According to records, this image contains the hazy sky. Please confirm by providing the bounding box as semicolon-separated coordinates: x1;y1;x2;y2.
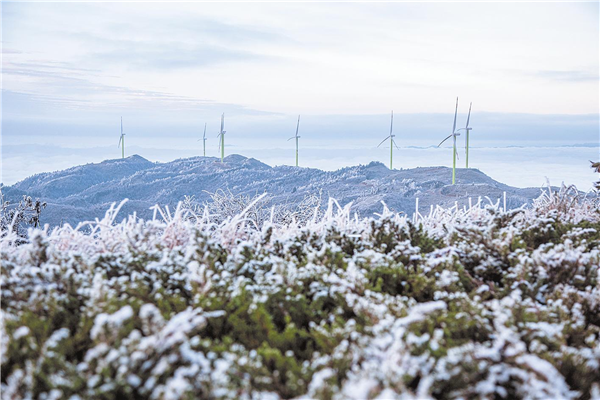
3;2;598;114
1;1;599;185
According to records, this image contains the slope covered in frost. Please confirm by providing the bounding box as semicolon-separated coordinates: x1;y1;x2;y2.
3;154;551;228
1;186;599;399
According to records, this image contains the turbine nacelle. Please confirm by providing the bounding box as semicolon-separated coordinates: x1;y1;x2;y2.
437;131;460;148
378;135;400;150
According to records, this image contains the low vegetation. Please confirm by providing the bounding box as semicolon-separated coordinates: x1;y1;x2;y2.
1;184;599;399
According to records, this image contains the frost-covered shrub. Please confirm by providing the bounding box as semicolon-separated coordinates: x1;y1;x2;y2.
1;191;599;399
182;189;324;229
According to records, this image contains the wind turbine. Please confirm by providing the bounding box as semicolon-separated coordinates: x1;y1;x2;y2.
118;117;125;159
438;97;460;184
377;111;399;169
288;115;301;167
461;103;473;168
198;123;207;156
217;113;226;162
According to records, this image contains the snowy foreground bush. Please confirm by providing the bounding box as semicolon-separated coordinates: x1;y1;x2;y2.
2;187;600;399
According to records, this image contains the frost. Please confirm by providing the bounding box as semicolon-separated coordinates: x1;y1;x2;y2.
437;270;459;287
13;326;30;340
1;186;599;399
91;306;134;341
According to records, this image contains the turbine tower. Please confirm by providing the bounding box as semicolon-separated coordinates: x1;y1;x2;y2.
198;123;207;157
377;111;398;170
288;115;301;167
438;98;460;185
217;113;226;162
118;117;125;159
464;103;473;168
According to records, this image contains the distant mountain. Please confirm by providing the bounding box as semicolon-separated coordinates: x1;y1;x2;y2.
9;155;155;199
2;154;547;227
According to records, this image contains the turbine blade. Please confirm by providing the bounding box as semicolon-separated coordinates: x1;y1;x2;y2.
377;136;391;148
118;136;122;147
203;122;207;138
438;134;453;147
390;110;394;136
287;136;296;141
453;135;460;160
392;139;400;150
296;115;300;137
452;97;458;134
221;113;224;132
465;102;472;128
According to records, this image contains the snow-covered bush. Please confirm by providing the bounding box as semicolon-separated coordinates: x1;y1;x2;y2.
182;189;324;229
1;188;599;399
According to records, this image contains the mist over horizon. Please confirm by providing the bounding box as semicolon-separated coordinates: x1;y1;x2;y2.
2;143;598;192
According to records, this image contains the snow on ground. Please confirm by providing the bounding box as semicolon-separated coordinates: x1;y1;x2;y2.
3;144;597;190
4;151;592;230
1;187;600;399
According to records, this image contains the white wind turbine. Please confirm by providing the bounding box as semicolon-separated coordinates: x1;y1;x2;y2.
287;115;301;167
438;97;460;184
377;111;399;169
217;113;226;162
118;117;125;159
198;123;207;157
458;102;473;168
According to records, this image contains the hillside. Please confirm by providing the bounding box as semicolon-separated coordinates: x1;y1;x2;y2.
3;154;548;227
1;184;599;399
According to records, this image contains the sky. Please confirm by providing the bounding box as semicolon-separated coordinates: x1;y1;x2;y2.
1;1;599;187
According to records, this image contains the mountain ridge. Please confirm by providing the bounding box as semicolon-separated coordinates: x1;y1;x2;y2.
3;154;547;227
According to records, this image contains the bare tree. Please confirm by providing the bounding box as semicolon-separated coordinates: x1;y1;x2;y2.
0;188;47;242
